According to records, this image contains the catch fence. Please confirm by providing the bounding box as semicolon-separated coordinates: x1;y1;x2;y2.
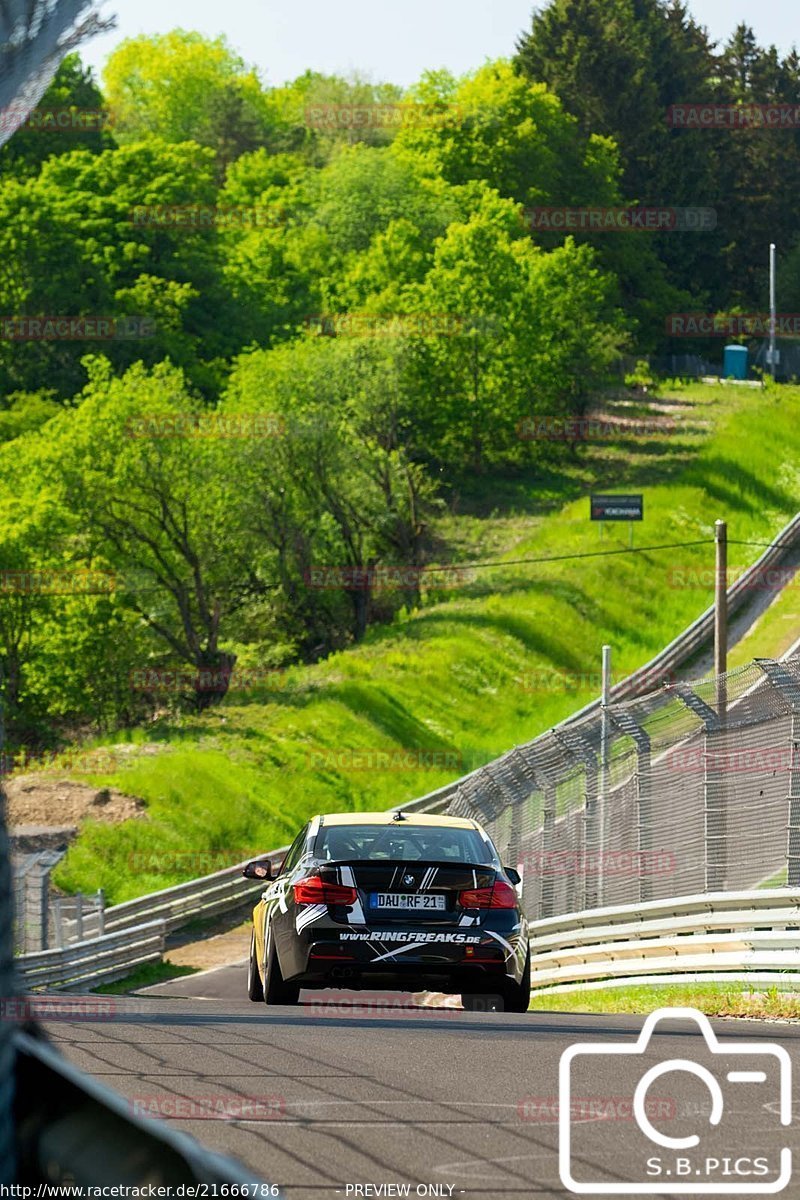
435;655;800;922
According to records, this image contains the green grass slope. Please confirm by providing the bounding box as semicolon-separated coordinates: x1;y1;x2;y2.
43;380;800;903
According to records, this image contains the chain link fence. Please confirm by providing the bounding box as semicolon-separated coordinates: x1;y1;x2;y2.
611;353;720;380
438;654;800;922
11;850;65;954
10;847;106;953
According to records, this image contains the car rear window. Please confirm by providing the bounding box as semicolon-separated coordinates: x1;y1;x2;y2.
314;823;496;864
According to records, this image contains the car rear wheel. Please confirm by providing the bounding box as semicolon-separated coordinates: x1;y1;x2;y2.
501;946;531;1013
263;928;300;1006
247;930;264;1002
462;947;531;1013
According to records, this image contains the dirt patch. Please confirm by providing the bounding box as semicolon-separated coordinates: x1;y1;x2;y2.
5;775;145;830
9;826;77;856
165;921;252;971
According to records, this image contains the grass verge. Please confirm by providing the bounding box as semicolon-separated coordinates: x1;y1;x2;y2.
727;564;800;669
529;982;800;1019
93;960;198;994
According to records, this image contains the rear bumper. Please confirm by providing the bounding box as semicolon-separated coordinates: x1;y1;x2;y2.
287;923;528;990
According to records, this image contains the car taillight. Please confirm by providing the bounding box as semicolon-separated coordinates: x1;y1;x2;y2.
458;880;518;909
293;876;358;906
464;944;505;963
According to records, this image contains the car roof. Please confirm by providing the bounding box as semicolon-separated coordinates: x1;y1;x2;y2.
315;811;478;830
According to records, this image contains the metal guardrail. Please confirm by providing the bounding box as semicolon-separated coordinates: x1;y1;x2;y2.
16;920;166;991
14;847;288;990
527;888;800;994
52;890;105;946
99;848;287;937
14;848;288;990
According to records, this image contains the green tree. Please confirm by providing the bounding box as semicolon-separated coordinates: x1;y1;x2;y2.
312;143;460;259
0;440;148;742
515;0;726;307
406;195;627;469
0;139;243;398
264;71;405;163
392;59;677;342
217;150;326;347
0;392;60;443
714;26;800;306
103;31;272;172
37;358;253;708
224;338;438;645
395;61;619;209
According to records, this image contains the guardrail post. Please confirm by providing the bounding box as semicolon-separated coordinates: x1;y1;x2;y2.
53;897;64;949
611;710;653;902
509;802;522;873
754;658;800;887
540;782;557;919
75;892;84;942
482;762;519;865
97;888;106;936
553;727;599;910
12;857;36;953
501;748;544;905
35;862;50;951
675;685;723;891
599;646;612;899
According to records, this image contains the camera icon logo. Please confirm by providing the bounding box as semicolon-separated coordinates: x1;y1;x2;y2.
559;1006;792;1194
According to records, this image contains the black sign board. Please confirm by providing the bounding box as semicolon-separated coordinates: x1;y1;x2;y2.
591;494;643;521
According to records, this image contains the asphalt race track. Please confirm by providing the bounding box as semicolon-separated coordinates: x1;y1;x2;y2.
43;964;800;1200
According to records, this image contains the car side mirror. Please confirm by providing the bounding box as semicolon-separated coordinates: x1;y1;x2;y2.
504;866;521;886
243;860;273;880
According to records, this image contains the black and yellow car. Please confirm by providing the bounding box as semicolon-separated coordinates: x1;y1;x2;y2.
243;810;530;1011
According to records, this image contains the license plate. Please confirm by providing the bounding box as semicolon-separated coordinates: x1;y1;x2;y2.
370;893;446;910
